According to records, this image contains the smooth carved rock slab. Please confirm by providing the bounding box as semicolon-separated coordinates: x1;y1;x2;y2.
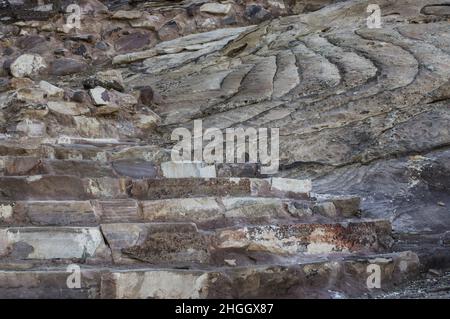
160;161;216;178
100;251;419;299
0;227;110;262
0;176;128;200
5;200;97;226
47;101;90;116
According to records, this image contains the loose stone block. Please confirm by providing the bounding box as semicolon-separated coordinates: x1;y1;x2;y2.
312;202;337;218
0;202;14;222
112;160;161;178
160;161;217;178
84;177;127;199
10;54;46;78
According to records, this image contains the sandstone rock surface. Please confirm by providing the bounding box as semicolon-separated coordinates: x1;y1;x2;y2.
0;0;448;299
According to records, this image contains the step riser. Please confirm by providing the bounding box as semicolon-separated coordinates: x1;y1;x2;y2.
0;177;311;201
0;156;265;179
0;270;103;299
101;221;392;265
0;227;110;262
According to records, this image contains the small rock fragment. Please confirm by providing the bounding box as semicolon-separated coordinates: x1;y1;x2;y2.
10;54;46;78
244;4;272;23
39;81;64;98
331;196;361;217
16;120;46;137
89;87;110;106
224;259;237;266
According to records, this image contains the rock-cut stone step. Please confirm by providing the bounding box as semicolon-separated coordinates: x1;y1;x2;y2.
0;251;419;299
216;220;392;255
100;251;419;299
0;157;265;179
101;252;419;298
130;177;312;200
0;196;361;227
0;227;110;263
0;176;312;200
0;267;104;299
100;220;392;266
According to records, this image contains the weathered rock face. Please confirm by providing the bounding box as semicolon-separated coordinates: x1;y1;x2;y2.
0;0;448;299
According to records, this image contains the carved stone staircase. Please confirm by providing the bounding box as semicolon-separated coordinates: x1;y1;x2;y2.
0;137;419;298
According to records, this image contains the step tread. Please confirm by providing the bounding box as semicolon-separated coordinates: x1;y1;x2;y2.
0;176;312;200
